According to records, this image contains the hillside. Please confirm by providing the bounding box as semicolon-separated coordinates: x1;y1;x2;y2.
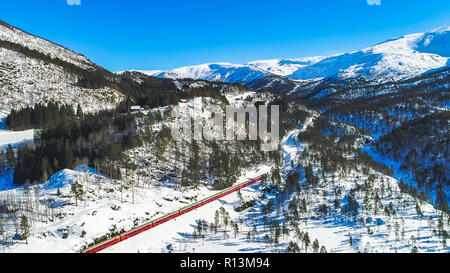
0;20;123;118
0;21;448;254
1;92;448;253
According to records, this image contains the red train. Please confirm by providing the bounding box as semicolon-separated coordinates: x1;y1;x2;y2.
82;176;262;253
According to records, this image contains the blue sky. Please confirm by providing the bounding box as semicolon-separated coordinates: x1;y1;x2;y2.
1;0;449;71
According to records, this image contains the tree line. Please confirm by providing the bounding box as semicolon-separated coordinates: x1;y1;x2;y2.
6;102;81;131
12;108;140;185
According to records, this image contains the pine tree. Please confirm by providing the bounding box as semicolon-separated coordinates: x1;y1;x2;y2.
143;124;153;144
6;144;14;165
233;222;239;238
313;239;320;253
71;182;84;206
76;104;84;118
287;241;300;253
20;215;30;244
303;232;310;252
40;157;51;182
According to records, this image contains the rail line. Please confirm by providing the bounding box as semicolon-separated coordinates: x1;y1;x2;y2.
82;175;264;253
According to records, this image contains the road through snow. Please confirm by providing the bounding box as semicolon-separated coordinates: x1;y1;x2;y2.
280;116;315;177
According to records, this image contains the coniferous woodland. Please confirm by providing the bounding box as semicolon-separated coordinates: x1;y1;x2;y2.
376;111;449;212
0;20;448;252
6;102;79;131
115;71;230;109
1;73;448;251
145;95;308;191
291;68;450;214
4;77;275;190
12;108;139;185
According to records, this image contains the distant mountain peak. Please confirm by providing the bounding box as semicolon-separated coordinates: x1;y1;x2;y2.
136;26;450;91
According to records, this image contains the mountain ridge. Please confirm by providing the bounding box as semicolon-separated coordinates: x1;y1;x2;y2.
136;26;450;93
0;20;123;118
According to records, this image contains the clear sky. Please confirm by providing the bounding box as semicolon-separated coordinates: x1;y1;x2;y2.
1;0;449;71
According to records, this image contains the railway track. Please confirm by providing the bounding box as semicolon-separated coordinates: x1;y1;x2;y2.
82;175;264;253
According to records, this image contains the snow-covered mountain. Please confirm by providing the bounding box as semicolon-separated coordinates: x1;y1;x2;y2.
0;20;448;254
0;21;96;70
273;26;449;82
146;63;268;84
136;62;301;94
0;20;123;118
142;27;450;90
138;63;292;90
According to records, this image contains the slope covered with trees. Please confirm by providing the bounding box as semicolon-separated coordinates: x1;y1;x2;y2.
376;111;449;212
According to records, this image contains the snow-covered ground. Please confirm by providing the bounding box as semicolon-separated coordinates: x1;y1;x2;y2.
0;112;448;253
0;20;94;70
101;166;271;253
0;163;271;253
100;116;317;253
0;45;123;117
103;131;449;253
101;113;449;254
0;22;124;119
280;116;315;178
361;143;449;210
0;128;34;151
0;119;34;190
0;87;447;253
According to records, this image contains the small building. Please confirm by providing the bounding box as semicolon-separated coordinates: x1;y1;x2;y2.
130;105;141;114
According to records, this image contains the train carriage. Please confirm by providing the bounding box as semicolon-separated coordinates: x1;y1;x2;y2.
82;175;263;253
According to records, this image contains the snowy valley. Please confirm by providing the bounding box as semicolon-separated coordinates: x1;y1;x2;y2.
0;20;448;254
